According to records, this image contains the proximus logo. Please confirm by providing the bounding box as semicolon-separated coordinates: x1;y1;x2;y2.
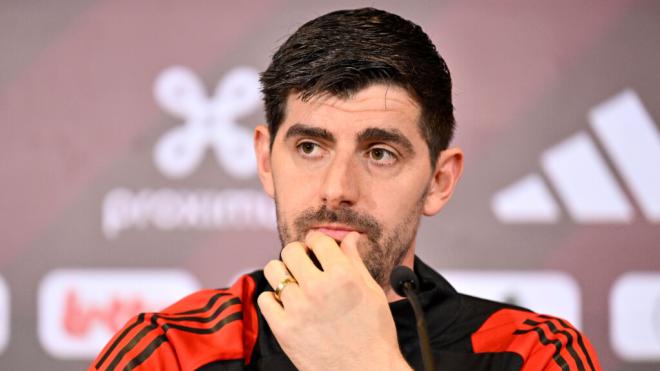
153;66;261;179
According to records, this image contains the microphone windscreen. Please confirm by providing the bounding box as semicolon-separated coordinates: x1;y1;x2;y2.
390;265;419;297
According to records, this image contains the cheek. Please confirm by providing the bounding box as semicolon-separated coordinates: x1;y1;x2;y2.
273;173;319;221
372;179;427;223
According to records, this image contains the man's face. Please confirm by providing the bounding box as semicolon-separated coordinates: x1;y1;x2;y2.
259;84;436;287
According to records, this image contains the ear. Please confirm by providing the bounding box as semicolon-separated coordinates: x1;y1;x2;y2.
423;147;464;216
254;125;274;198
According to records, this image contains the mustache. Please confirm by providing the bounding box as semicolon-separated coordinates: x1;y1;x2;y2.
293;205;382;242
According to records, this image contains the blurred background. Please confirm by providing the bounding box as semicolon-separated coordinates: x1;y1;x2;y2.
1;0;659;369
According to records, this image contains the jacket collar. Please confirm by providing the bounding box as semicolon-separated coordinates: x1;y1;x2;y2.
390;256;462;350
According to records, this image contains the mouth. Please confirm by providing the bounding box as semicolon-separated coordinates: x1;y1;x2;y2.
309;225;360;243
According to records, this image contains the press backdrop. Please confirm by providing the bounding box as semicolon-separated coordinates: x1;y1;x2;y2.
1;1;659;370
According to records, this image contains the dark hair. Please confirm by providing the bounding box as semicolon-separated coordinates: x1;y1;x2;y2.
260;7;455;162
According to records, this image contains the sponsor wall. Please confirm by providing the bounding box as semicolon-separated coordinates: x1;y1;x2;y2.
0;1;658;370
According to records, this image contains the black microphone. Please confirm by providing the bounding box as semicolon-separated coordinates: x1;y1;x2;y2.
390;266;435;371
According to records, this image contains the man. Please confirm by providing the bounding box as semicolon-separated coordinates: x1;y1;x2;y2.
91;8;600;371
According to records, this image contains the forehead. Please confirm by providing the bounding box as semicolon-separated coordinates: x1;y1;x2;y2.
280;84;423;138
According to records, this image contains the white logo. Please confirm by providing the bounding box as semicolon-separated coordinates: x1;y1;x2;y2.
492;89;660;223
37;269;200;359
610;272;660;361
101;66;276;238
154;66;261;179
443;270;582;329
102;187;276;238
0;275;9;355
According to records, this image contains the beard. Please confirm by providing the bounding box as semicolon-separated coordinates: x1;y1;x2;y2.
275;193;425;287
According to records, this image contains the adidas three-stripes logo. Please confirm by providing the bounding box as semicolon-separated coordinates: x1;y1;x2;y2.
492;89;660;223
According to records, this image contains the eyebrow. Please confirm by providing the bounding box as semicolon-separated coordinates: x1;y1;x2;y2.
357;127;415;155
284;123;335;143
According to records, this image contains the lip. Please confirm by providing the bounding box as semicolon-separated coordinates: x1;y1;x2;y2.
309;225;360;243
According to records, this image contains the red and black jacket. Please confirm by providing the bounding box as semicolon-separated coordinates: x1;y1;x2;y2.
91;258;600;370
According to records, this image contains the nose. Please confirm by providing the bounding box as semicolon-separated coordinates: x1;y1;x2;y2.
320;153;360;209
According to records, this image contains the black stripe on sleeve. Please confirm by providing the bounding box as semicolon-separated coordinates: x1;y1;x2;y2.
97;293;229;369
161;311;243;334
171;292;231;316
107;297;242;370
524;319;585;371
159;297;241;323
95;313;146;370
542;315;596;371
513;326;569;371
107;315;160;371
123;335;168;371
121;311;244;370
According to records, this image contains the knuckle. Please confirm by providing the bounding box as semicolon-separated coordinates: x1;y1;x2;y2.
256;292;269;306
264;259;279;271
281;242;304;261
263;259;282;277
280;245;292;261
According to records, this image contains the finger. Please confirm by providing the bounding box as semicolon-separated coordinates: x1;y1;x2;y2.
340;231;373;281
263;259;304;305
304;231;347;269
339;231;361;261
263;259;290;289
257;291;286;331
280;241;322;284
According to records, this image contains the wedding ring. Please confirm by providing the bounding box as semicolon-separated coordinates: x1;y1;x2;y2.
274;276;297;302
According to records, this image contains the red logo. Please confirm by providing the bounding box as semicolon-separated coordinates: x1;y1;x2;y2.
38;269;199;359
62;289;148;337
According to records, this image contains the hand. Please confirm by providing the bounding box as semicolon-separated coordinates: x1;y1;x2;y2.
257;231;411;371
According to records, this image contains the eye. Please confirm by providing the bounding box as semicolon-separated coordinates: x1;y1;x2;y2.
297;141;323;158
367;147;398;165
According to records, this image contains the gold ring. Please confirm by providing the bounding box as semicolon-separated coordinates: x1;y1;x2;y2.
274;276;297;302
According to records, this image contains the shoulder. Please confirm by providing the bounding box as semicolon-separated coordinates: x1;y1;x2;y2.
470;304;601;371
90;271;266;371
